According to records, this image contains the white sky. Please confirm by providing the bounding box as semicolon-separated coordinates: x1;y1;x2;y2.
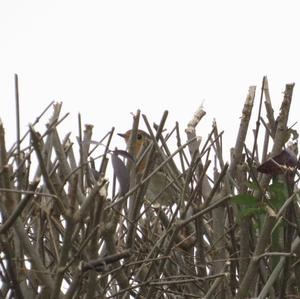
0;1;299;154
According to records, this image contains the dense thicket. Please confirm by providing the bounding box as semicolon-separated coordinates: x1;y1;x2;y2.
1;77;300;298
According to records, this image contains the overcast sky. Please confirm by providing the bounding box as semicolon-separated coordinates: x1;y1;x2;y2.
1;1;299;154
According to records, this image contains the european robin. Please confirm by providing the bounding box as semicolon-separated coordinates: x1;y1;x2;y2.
118;129;176;206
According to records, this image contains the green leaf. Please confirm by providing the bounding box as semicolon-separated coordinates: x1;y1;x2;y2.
268;181;288;209
231;193;266;220
291;129;299;140
231;194;258;207
239;206;265;219
245;181;260;191
283;128;299;143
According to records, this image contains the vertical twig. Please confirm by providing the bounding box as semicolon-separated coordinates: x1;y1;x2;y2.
78;113;84;190
14;74;21;169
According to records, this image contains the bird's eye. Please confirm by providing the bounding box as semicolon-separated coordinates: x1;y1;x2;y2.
137;133;142;140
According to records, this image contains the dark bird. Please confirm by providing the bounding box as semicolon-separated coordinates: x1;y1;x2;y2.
257;148;299;175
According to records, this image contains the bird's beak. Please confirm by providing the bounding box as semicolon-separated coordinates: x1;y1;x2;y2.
117;133;126;138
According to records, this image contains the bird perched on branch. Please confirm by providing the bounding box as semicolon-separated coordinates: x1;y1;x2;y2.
118;129;176;206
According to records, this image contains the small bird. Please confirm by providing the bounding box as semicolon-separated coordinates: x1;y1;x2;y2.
257;148;299;175
118;129;176;206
